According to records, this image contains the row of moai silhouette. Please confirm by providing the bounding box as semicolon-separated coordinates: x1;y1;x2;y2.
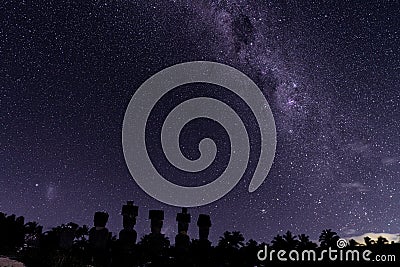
88;201;213;266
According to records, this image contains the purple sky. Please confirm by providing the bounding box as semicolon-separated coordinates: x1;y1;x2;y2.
1;0;399;243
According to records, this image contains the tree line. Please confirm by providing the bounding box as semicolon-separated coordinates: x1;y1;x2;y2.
0;203;399;266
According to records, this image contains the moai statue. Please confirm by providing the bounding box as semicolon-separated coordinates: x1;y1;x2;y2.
175;208;191;250
89;211;111;267
175;208;191;266
197;214;211;243
119;201;138;246
149;210;164;235
145;210;170;265
193;214;213;266
116;201;139;266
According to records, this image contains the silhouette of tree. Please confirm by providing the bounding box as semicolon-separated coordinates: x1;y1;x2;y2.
0;214;25;254
216;231;245;267
297;234;317;250
245;239;258;248
364;236;375;247
73;224;89;254
2;207;400;266
283;231;298;250
75;225;89;242
319;229;340;248
137;233;170;265
217;231;245;250
376;236;389;246
348;239;360;248
24;221;42;248
240;239;260;267
271;231;299;250
24;222;90;267
271;234;286;250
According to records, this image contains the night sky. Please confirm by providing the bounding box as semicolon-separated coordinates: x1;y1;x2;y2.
1;0;399;243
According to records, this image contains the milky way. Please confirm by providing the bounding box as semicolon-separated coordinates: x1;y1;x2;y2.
1;0;399;243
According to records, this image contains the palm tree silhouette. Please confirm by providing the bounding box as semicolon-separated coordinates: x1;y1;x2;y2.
297;234;317;250
3;206;400;266
217;231;245;250
319;229;340;248
216;231;245;267
271;231;299;250
137;233;170;265
271;234;286;250
240;239;260;267
282;231;298;250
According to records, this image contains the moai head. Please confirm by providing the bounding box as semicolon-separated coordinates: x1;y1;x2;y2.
94;212;109;228
149;210;164;234
121;201;138;231
197;214;211;241
176;208;191;234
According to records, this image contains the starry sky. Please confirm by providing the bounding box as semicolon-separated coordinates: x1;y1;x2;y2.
1;0;399;243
